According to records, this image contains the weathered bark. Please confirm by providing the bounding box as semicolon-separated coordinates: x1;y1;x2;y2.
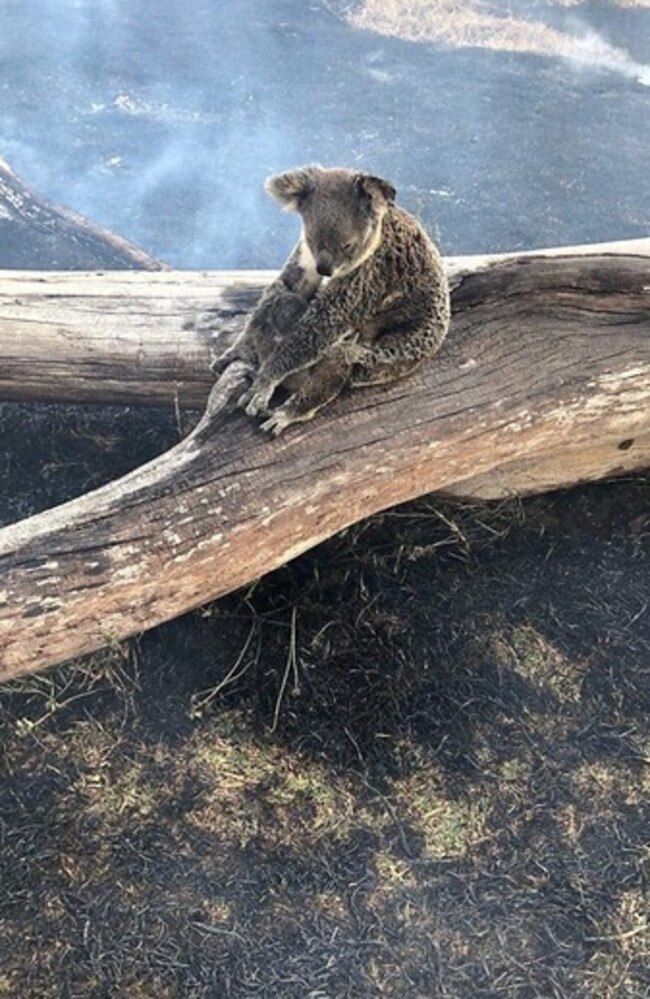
0;270;229;407
1;242;649;679
1;239;648;409
0;157;165;271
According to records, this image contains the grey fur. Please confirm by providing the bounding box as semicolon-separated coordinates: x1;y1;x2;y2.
210;165;450;434
208;241;321;417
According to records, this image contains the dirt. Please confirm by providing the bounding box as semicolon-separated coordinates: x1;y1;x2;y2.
1;400;648;997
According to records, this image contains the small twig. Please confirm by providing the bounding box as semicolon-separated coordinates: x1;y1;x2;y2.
271;606;298;733
173;389;184;439
191;621;257;712
584;922;648;944
191;921;246;943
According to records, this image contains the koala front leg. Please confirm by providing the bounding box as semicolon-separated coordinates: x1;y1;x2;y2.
240;279;366;417
211;284;302;376
260;346;352;436
210;332;257;377
211;241;321;376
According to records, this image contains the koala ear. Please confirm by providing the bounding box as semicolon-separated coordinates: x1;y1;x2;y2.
264;167;319;211
355;173;396;205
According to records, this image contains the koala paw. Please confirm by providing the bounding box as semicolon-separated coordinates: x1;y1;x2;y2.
259;409;292;437
238;383;273;418
342;342;375;367
210;350;237;376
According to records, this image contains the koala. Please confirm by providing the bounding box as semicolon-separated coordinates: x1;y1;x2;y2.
209;165;450;435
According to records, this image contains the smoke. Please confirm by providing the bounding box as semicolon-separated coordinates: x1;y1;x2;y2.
1;0;648;266
562;27;650;85
0;0;308;268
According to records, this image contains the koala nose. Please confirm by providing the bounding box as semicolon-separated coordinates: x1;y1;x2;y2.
316;250;333;276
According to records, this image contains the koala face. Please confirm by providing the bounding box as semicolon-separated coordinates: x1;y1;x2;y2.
266;166;396;278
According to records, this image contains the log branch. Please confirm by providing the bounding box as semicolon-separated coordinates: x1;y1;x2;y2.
1;241;649;678
0;157;165;271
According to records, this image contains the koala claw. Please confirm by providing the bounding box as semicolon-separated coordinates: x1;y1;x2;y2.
239;385;273;418
260;410;291;437
237;387;253;410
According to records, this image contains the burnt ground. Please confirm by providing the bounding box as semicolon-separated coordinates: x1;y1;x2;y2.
0;401;648;998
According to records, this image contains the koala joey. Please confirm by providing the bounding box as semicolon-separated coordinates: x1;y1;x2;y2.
210;165;450;436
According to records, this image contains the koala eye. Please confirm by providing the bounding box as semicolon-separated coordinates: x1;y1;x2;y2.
342;240;355;253
296;185;314;207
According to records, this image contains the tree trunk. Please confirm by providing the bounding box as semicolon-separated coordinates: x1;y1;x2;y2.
0;239;648;409
1;241;649;679
0;158;165;272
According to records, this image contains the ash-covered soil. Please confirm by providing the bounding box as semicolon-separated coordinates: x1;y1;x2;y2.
1;401;648;998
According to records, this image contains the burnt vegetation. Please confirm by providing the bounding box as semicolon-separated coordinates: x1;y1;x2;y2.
1;400;648;998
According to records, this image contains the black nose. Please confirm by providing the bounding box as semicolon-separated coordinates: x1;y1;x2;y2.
316;251;333;276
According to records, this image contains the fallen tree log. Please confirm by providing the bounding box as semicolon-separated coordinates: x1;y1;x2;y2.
1;239;648;409
1;241;649;679
0;157;165;271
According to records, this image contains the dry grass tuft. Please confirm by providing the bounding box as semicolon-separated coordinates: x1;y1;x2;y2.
391;766;488;857
334;0;650;81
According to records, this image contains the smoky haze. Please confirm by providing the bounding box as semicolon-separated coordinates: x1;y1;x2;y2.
1;0;649;267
